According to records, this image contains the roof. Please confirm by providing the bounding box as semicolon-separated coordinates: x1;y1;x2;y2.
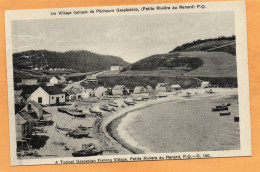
15;113;27;125
41;86;65;95
171;84;181;88
201;81;210;84
66;87;83;95
18;111;36;122
134;86;145;90
113;85;126;90
157;83;170;87
21;86;38;97
30;100;42;110
14;90;23;96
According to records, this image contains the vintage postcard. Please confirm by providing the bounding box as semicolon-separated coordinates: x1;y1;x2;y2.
5;0;251;166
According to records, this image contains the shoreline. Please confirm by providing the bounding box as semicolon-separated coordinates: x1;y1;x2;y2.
101;88;239;154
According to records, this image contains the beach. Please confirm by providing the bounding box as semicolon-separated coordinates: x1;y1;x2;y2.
22;88;239;158
104;88;239;154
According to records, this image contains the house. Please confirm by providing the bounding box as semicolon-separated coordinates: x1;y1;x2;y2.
155;83;171;92
110;66;123;71
16;111;35;140
171;84;182;91
82;89;95;98
22;79;38;86
95;86;107;98
66;87;83;100
31;86;65;105
201;81;211;88
86;75;98;84
112;85;129;95
145;85;153;92
49;76;66;85
34;67;39;71
22;100;43;120
134;86;147;94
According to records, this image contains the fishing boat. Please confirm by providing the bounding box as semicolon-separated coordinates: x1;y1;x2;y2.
158;93;167;98
57;107;86;118
99;105;112;112
124;100;135;106
222;103;231;106
141;95;149;100
108;101;118;108
72;143;103;157
181;92;191;97
216;105;228;108
55;125;73;135
212;106;228;112
66;129;89;138
133;96;143;101
89;108;102;115
219;111;231;116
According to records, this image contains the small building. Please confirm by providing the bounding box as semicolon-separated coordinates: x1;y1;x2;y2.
82;89;95;98
171;84;182;91
22;101;43;120
155;83;171;92
31;86;65;105
110;66;122;71
201;81;211;88
49;68;53;71
20;86;39;101
145;85;153;92
22;79;38;86
49;76;66;85
95;86;107;98
134;86;147;94
34;67;39;71
16;112;35;140
112;85;128;95
86;75;98;84
66;87;83;100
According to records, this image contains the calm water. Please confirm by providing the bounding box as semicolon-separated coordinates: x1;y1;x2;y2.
117;95;240;153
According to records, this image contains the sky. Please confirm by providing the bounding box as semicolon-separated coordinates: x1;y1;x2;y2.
11;11;235;63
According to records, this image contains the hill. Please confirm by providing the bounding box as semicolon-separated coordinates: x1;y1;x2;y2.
98;36;237;88
13;50;129;72
169;36;236;55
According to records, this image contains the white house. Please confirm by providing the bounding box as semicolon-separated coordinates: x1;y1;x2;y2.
95;86;107;98
201;81;211;88
82;89;95;98
110;66;122;71
155;83;171;92
134;86;146;94
171;84;182;91
31;86;65;105
112;85;128;95
49;76;66;85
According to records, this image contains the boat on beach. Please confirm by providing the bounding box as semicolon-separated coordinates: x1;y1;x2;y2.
108;101;118;108
57;107;86;118
212;106;228;111
72;143;103;157
219;111;231;116
89;108;102;115
133;96;143;101
55;125;73;135
124;100;135;106
99;104;114;112
66;129;89;138
222;103;231;106
205;89;214;94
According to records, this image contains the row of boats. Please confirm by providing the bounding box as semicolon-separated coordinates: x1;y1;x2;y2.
211;103;232;116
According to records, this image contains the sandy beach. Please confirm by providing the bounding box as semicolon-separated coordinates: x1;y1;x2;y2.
21;88;239;158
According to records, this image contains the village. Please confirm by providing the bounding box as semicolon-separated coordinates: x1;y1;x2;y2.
14;64;232;158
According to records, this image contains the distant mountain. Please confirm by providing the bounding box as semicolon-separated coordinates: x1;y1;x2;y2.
13;50;129;72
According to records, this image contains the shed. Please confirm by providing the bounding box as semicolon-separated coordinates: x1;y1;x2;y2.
171;84;182;90
134;86;147;94
145;85;153;92
155;83;171;92
201;81;211;88
95;86;107;98
112;85;128;95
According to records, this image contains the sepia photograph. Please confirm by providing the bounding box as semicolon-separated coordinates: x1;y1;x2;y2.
5;1;251;166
